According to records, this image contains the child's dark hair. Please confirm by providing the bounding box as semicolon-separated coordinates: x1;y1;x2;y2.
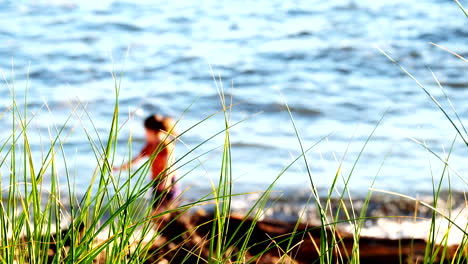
144;114;177;136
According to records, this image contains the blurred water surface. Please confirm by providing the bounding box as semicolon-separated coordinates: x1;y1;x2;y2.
0;0;467;200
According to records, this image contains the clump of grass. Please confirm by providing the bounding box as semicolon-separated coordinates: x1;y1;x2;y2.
0;71;159;263
375;42;468;262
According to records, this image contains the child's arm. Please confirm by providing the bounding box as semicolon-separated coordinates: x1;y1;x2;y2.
113;144;150;171
113;155;142;171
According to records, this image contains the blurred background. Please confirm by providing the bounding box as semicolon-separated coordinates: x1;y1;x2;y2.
0;0;466;213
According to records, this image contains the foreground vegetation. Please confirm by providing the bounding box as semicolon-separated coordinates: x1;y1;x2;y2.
0;68;466;264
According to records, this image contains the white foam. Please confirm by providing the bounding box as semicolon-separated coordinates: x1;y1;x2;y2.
342;204;467;245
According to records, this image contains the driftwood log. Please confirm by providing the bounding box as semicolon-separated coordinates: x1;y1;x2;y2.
144;211;462;264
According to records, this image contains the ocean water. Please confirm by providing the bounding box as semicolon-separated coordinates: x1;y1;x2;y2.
0;0;466;228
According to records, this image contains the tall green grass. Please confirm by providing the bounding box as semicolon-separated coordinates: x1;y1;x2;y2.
375;43;468;262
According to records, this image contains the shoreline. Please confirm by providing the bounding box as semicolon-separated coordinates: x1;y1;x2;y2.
44;209;462;263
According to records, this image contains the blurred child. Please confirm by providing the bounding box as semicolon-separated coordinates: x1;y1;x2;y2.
114;114;179;212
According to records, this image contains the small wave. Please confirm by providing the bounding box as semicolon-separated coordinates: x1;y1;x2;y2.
442;81;468;89
172;55;201;64
239;69;258;76
230;141;278;150
418;28;468;43
287;31;313;38
109;22;143;32
28;69;54;80
286;9;316;17
286;104;322;116
314;46;356;60
259;51;310;62
0;30;14;38
167;16;193;24
338;102;366;111
79;21;142;32
240;102;322;117
79;36;99;44
32;1;77;10
140;102;163;113
142;64;168;74
335;67;352;74
334;2;360;11
237;68;277;77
